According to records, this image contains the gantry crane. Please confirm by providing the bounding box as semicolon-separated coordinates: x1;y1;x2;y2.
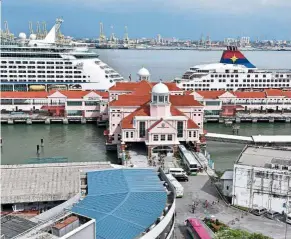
29;21;34;35
99;22;106;43
124;26;129;44
3;21;14;41
36;21;42;39
42;21;47;38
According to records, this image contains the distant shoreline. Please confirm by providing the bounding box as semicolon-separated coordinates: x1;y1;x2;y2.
93;47;291;52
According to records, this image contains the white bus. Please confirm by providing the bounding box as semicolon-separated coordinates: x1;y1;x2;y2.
166;173;184;198
178;145;200;176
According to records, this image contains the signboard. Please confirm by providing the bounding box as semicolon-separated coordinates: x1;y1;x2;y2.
87;97;100;101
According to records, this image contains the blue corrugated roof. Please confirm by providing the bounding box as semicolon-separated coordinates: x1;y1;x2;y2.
72;168;167;239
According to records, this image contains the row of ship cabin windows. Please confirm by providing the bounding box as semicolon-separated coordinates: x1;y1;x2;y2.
1;61;73;65
183;78;289;87
182;83;289;91
1;77;87;81
1;70;82;74
1;65;76;69
1;79;87;83
209;74;288;78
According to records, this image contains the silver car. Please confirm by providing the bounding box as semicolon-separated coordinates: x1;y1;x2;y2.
251;207;267;216
265;210;280;220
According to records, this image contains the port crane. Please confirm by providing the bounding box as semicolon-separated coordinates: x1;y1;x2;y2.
99;22;106;43
2;21;14;41
29;21;34;35
123;26;129;44
42;21;47;38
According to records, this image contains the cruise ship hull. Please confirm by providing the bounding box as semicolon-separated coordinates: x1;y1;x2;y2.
0;19;125;92
175;47;291;91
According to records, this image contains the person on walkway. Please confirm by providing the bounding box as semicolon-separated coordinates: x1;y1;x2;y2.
192;205;195;213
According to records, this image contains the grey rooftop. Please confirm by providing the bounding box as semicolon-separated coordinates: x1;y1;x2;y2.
1;162;112;204
236;146;291;168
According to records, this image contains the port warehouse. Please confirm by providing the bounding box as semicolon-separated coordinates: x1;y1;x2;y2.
1;88;291;124
221;146;291;214
1;166;176;239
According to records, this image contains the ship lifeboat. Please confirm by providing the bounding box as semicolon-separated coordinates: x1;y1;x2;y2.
29;85;46;91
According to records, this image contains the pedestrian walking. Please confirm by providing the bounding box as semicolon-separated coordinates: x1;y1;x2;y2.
192;205;195;213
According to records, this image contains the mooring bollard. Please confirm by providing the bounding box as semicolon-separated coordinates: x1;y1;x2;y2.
41;139;44;147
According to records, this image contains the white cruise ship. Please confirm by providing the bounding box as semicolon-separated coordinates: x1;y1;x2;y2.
174;46;291;91
0;19;125;92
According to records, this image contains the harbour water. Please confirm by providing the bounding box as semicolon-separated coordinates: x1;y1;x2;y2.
1;50;291;170
97;49;291;81
2;123;291;170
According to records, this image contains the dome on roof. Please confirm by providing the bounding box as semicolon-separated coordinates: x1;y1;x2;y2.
137;67;150;77
19;32;27;39
152;82;169;94
29;34;37;40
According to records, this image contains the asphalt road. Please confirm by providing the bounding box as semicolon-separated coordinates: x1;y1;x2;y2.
174;175;291;239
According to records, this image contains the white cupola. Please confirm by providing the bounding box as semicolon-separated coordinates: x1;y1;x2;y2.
137;67;150;81
150;81;170;117
151;82;169;104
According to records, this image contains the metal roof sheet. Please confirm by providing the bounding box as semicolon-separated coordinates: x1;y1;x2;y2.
72;168;167;239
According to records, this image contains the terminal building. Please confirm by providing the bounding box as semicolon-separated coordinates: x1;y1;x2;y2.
105;68;205;156
232;146;291;213
0;90;109;122
187;89;291;118
1;167;176;239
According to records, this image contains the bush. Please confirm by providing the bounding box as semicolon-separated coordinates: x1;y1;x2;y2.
215;229;272;239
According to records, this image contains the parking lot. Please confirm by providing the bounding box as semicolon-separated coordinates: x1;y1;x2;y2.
174;175;291;239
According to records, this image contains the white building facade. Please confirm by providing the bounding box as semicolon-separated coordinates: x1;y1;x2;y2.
232;146;291;213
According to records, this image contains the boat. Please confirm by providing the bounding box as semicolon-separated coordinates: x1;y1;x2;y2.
96;43;129;49
0;18;126;92
174;46;291;91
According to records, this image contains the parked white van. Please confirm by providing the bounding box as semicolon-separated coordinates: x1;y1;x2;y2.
168;168;189;182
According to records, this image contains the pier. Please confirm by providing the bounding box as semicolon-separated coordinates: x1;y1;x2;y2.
205;133;291;146
0;114;107;126
204;113;291;123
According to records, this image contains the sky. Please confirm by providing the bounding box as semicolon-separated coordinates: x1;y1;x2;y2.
1;0;291;40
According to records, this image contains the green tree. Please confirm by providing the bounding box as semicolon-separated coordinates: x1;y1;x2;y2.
215;229;272;239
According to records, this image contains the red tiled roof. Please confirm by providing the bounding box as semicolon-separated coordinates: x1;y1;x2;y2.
170;95;203;107
109;95;150;107
50;90;109;99
233;91;266;99
109;82;140;91
109;80;181;93
265;89;284;97
196;90;226;99
0;90;108;99
152;82;181;91
121;104;150;129
0;91;48;98
282;91;291;98
131;80;153;96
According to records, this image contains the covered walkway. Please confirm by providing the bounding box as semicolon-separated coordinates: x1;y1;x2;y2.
205;133;291;146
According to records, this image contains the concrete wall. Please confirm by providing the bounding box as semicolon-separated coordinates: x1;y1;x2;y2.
61;219;95;239
222;180;233;197
232;165;291;213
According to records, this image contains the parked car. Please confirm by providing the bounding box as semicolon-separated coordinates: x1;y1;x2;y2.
265;210;280;220
251;207;267;216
